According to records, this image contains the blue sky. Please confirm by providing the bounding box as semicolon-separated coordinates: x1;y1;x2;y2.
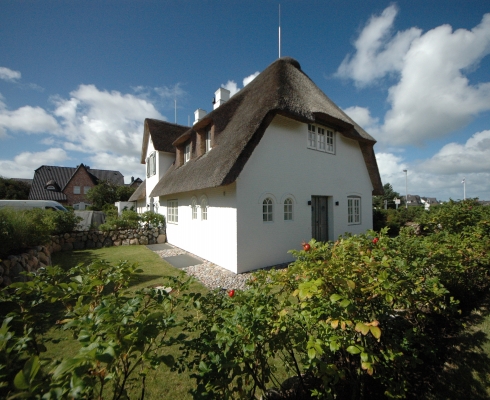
1;0;489;201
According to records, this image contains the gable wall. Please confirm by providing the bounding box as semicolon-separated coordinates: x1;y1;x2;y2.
63;168;95;205
235;115;373;272
159;183;238;272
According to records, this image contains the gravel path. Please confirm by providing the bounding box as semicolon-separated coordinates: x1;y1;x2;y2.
154;246;289;290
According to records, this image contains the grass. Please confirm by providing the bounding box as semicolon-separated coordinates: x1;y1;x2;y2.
46;245;209;399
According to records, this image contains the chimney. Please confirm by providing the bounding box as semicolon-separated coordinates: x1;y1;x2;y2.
194;109;207;125
131;176;134;183
213;87;230;110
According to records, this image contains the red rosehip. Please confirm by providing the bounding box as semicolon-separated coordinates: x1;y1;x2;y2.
228;289;235;297
372;237;379;244
303;243;311;251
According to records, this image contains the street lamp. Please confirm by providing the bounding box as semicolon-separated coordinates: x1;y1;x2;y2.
403;169;408;209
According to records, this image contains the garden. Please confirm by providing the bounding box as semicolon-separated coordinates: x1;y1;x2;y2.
1;199;490;399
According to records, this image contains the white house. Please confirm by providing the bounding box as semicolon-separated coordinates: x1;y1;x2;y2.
131;57;383;273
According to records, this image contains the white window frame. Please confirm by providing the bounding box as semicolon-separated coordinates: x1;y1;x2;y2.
167;199;178;224
348;196;361;225
184;143;191;163
83;186;90;194
263;198;273;222
307;123;335;154
201;197;208;220
191;197;197;220
205;130;211;153
73;186;80;194
284;198;293;221
147;152;156;178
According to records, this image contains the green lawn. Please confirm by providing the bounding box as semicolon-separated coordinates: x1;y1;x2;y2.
48;245;208;399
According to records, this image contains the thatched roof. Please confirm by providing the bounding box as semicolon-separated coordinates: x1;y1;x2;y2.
128;179;146;201
140;119;189;163
150;57;383;197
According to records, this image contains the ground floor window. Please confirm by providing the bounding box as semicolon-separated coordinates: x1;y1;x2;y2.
167;199;178;224
191;198;197;220
201;197;208;220
263;198;273;222
284;198;293;220
348;197;361;224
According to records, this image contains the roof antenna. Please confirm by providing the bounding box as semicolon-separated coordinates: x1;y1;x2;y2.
278;4;281;58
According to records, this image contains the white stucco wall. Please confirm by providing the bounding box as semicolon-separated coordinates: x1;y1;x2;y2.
145;138;175;214
159;183;239;273
235;115;374;272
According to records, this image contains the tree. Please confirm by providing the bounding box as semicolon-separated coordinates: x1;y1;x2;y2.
86;180;135;210
373;182;402;209
0;177;30;200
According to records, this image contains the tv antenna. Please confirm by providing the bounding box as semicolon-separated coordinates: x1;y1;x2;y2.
278;4;281;58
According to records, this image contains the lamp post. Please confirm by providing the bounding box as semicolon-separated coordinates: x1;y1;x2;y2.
403;169;408;209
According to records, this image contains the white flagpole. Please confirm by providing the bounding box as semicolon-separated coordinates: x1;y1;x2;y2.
278;4;281;58
462;178;466;200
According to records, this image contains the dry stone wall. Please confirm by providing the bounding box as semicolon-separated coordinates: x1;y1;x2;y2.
0;226;166;288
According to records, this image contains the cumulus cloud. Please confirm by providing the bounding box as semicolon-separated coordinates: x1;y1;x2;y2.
243;72;260;86
221;71;261;97
0;67;21;82
419;130;490;174
52;84;164;157
0;148;69;178
89;152;142;182
343;106;379;132
338;7;490;147
0;104;59;138
336;5;421;86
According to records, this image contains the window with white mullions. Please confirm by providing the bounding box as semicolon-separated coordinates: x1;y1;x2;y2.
167;199;178;224
184;143;191;163
284;198;293;221
263;198;273;222
205;130;211;153
307;124;316;149
201;197;208;220
307;123;335;154
317;127;326;151
348;197;361;225
326;130;334;153
191;198;197;220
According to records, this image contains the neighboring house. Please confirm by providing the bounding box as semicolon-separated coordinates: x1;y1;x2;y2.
420;197;439;210
136;57;383;273
402;195;424;207
29;164;124;206
128;177;143;188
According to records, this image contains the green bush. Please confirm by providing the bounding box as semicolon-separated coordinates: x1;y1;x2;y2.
99;209;140;231
373;207;425;235
141;211;166;228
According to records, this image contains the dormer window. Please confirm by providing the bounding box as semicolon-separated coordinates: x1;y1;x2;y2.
308;123;335;154
184;143;191;163
205;129;211;153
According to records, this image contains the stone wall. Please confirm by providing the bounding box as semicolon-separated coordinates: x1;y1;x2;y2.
0;226;166;288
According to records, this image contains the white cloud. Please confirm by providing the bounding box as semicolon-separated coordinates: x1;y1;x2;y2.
222;80;240;96
336;5;421;86
243;72;260;86
419;130;490;174
343;106;379;132
53;84;164;157
0;148;69;178
0;67;21;82
89;152;142;182
338;7;490;147
0;105;59;137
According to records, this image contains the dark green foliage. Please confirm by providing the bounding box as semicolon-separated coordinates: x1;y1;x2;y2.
141;211;166;229
373;183;402;210
373;206;425;235
0;208;82;257
0;177;30;200
116;185;136;201
99;210;140;231
86;180;135;210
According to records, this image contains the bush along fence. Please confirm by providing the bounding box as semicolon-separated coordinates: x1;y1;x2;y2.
0;226;166;288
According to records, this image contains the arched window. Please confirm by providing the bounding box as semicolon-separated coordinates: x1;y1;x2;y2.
263;198;273;222
201;197;208;220
191;197;197;220
284;198;293;220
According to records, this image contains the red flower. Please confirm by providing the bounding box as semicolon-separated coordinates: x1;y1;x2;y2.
228;289;235;298
372;237;379;244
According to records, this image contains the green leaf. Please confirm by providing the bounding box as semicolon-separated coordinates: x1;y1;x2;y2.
346;280;356;289
355;322;370;335
370;326;382;339
330;294;342;303
161;355;175;367
340;299;351;308
96;346;116;363
13;370;28;390
347;345;361;355
308;347;316;359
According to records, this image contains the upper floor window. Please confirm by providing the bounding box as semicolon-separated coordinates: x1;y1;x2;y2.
83;186;90;194
201;197;208;220
284;198;293;221
146;152;156;178
263;198;273;222
348;196;361;225
167;199;178;224
73;186;80;194
205;130;211;153
184;143;191;163
308;123;335;154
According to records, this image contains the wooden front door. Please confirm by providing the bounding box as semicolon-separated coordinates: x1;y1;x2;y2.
311;196;328;242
